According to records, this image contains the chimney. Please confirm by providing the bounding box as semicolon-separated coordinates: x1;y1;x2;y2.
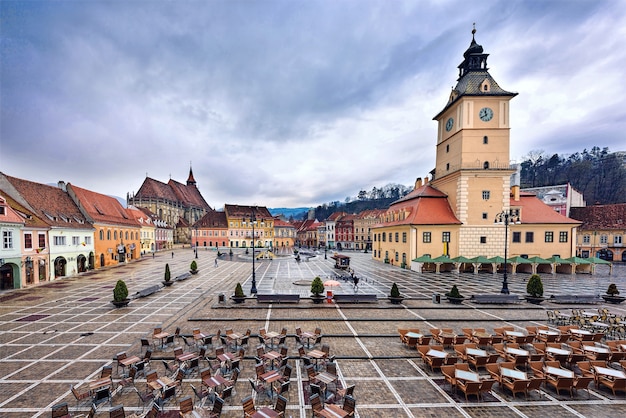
423;176;429;185
414;178;422;189
57;181;66;192
512;185;520;201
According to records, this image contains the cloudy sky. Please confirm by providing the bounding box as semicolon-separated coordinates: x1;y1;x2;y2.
1;0;625;209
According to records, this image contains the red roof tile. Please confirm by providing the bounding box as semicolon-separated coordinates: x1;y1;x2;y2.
378;185;461;226
0;174;91;229
68;183;139;227
569;203;626;229
514;194;581;225
196;211;228;228
224;204;272;220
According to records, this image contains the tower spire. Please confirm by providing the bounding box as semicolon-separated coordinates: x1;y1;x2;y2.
187;163;197;186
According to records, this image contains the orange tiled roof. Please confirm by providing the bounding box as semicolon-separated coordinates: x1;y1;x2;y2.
326;212;347;221
0;174;91;229
514;193;580;225
133;177;211;210
569;203;626;229
1;191;49;228
68;183;139;227
0;193;26;224
273;218;295;228
379;184;461;226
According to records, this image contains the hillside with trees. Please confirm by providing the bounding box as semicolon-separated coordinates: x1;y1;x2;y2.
313;183;411;220
520;147;625;205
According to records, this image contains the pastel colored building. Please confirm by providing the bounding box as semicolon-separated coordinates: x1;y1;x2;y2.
224;205;273;248
372;29;581;269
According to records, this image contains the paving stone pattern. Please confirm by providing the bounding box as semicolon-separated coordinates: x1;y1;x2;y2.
0;249;624;417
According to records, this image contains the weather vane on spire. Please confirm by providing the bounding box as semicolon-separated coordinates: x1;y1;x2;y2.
472;22;476;36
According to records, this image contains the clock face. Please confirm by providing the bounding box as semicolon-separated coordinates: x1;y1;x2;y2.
479;107;493;122
445;117;454;132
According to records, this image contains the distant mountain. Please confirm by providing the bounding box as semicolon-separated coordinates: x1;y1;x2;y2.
269;207;308;219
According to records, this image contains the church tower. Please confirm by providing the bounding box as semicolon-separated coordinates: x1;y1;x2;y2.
430;27;518;256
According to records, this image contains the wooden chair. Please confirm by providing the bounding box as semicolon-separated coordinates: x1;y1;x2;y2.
342;395;356;416
243;396;256;418
310;393;324;417
190;383;210;407
179;396;193;416
51;402;70;418
485;363;501;386
441;365;456;389
336;384;355;400
546;376;574;397
274;394;288;417
70;385;91;407
425;355;445;372
598;376;626;396
454;335;467;345
526;378;544;399
208;396;224;418
503;378;528;398
109;406;125;418
458;380;481;401
479;379;496;400
573;376;594;398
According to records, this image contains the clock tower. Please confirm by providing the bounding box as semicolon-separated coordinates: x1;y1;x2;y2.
430;27;518;256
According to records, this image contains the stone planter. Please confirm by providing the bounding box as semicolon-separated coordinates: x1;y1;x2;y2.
525;295;545;305
231;296;246;304
162;281;173;287
602;295;626;304
190;270;199;275
111;299;130;308
311;295;325;304
446;296;465;304
388;297;404;305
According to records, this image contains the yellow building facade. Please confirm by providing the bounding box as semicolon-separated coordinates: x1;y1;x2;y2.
372;29;580;267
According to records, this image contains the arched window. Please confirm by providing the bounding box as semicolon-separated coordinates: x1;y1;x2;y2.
483;136;488;144
107;230;111;240
99;230;104;240
483;161;490;169
114;231;118;240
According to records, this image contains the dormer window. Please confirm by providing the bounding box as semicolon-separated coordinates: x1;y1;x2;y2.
481;79;491;92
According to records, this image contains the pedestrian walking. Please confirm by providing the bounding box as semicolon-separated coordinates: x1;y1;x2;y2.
152;252;155;259
171;251;174;258
353;276;359;292
214;258;218;267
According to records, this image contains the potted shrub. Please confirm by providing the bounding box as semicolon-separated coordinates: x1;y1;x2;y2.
231;282;246;303
602;283;626;304
111;279;130;308
190;260;198;274
445;285;464;304
310;276;325;304
389;283;404;305
525;274;545;304
163;263;173;286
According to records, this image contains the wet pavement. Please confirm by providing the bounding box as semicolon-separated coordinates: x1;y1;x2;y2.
0;248;625;417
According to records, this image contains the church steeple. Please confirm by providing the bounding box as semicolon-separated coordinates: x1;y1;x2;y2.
458;24;489;79
187;164;197;187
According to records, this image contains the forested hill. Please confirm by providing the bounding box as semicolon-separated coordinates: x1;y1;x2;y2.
520;147;625;205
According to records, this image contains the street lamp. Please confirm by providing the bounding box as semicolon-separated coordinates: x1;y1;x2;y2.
494;209;520;294
194;225;198;259
244;209;258;294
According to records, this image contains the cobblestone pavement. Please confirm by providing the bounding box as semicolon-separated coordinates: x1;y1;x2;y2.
0;248;625;417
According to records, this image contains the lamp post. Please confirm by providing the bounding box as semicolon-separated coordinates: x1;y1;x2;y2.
194;225;198;259
495;209;520;295
245;209;258;294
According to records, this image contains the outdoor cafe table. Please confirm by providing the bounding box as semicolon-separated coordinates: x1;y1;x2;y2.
308;349;328;370
505;331;525;338
265;331;280;348
544;365;575;379
119;355;141;375
426;349;448;358
405;331;423;339
260;370;283;397
252;407;280;418
546;346;571;363
202;374;228;391
501;367;528;381
262;351;282;370
466;348;488;358
538;329;560;336
455;369;481;383
570;329;593;336
316;371;338;397
153;331;169;349
89;377;112;392
505;347;529;357
148;376;174;392
301;331;316;348
594;366;626;379
177;352;197;364
317;404;349;418
227;332;243;349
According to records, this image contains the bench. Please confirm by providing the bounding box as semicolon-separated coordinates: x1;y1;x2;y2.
470;294;521;304
256;294;300;304
550;295;601;304
132;284;161;299
333;294;378;303
175;272;192;282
